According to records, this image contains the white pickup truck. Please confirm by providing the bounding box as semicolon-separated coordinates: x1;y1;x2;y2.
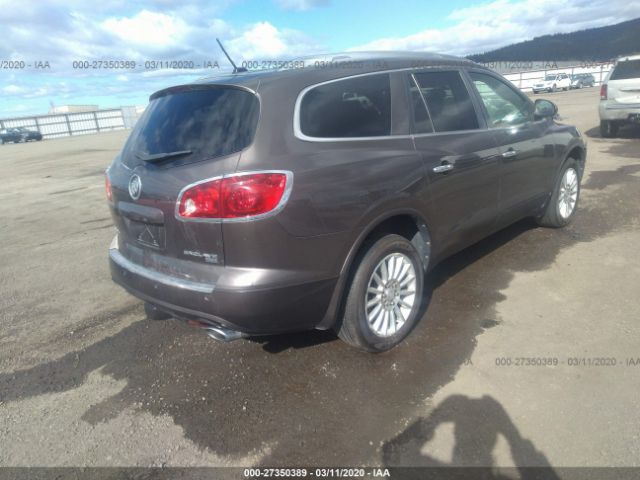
599;55;640;137
532;73;572;94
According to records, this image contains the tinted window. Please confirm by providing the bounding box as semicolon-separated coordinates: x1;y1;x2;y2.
413;71;479;132
300;74;391;138
469;72;533;127
409;76;434;134
610;60;640;80
123;86;259;167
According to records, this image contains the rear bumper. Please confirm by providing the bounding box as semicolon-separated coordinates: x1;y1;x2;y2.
109;236;337;334
599;102;640;121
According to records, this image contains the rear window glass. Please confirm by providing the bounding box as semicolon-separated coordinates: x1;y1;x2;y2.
123;86;259;167
413;71;479;132
299;74;391;138
610;60;640;80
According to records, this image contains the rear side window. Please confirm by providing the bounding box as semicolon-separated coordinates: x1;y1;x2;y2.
299;74;391;138
409;76;434;134
610;60;640;80
412;71;479;132
123;86;259;167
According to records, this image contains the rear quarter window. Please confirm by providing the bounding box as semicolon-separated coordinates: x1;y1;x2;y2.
610;60;640;80
299;74;391;138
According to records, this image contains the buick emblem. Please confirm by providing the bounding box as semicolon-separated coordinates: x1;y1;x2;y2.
128;174;142;200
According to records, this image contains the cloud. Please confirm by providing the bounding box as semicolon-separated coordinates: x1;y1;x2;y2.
2;85;28;95
350;0;640;56
0;1;325;116
101;10;189;48
2;0;638;116
227;21;322;60
273;0;329;11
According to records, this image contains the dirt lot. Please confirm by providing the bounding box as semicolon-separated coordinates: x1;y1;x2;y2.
1;88;639;470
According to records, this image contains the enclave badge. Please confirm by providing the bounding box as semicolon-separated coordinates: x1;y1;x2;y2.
128;174;142;200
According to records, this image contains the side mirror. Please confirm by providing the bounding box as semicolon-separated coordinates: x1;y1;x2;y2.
534;99;558;120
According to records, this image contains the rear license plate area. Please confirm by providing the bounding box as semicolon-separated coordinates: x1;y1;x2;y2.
123;218;165;250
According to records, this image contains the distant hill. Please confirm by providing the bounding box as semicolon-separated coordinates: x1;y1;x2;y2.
469;18;640;62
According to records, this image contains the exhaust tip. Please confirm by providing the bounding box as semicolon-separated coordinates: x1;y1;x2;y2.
187;319;246;342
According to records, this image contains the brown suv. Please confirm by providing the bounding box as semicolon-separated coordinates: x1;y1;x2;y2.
107;52;586;352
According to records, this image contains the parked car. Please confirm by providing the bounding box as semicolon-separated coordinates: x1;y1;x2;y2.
570;73;595;89
0;128;23;144
599;54;640;137
532;73;571;93
106;52;586;352
14;127;43;141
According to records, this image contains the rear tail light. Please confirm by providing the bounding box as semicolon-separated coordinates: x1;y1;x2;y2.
177;171;291;220
600;84;607;100
105;173;113;203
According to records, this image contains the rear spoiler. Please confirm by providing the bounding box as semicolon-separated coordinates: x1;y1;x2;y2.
149;83;256;101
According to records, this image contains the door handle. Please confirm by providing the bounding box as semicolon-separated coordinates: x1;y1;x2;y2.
502;149;518;159
433;163;454;174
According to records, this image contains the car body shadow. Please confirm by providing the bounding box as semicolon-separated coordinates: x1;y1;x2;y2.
584;123;640;139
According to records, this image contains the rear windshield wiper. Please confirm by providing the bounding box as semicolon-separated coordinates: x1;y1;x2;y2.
135;150;193;163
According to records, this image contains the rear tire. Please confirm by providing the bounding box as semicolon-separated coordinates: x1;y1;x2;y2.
600;120;619;138
336;234;424;352
537;158;581;228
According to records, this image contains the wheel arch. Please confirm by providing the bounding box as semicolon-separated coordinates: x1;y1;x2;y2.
562;144;586;178
316;209;432;330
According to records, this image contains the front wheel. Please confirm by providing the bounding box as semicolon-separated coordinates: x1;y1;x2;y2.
336;234;425;352
537;159;581;228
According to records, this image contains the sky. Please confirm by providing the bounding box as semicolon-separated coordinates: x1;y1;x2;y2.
1;0;639;117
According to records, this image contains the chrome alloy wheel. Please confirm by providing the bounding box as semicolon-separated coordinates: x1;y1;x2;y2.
365;253;417;337
558;167;579;219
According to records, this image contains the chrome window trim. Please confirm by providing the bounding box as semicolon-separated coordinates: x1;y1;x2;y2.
293;71;394;142
292;66;480;142
174;169;294;224
109;242;214;294
410;127;489;138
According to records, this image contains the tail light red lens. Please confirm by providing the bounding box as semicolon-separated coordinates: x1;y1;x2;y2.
105;174;113;202
600;84;607;100
177;172;290;220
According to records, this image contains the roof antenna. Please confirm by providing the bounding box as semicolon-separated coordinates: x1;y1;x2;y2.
216;38;247;73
